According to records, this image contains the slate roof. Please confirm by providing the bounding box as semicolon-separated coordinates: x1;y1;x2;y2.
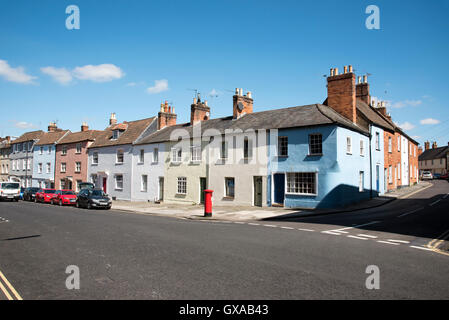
11;130;44;144
0;138;11;149
419;146;449;161
58;130;103;145
89;117;155;148
135;104;369;145
35;130;70;146
356;100;395;132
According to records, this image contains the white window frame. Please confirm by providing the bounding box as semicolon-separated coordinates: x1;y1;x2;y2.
46;162;51;174
75;161;81;173
309;134;323;156
191;145;202;162
38;163;43;174
171;147;182;163
285;172;317;196
375;132;380;151
116;149;124;164
141;175;148;192
61;162;66;173
39;146;43;155
153;148;159;163
346;137;352;154
359;171;364;192
115;174;123;190
278;136;288;157
388;137;392;153
360;139;364;157
225;177;235;198
139;149;145;164
177;177;187;195
76;143;82;154
62;145;67;155
92;152;98;165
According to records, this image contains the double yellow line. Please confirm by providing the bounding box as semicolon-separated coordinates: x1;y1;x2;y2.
427;229;449;257
0;270;22;300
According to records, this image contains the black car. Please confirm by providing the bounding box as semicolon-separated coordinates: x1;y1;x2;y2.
76;189;111;210
23;187;40;201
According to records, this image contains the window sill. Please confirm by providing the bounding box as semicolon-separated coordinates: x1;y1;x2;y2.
308;153;323;157
222;196;234;201
285;192;317;197
115;162;124;165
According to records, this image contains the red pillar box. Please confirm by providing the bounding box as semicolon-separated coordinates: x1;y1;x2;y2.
204;190;213;217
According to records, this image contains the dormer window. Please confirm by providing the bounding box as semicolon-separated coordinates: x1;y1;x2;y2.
112;130;121;140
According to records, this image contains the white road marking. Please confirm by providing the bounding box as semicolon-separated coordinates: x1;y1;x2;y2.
233;222;245;224
398;207;424;218
280;227;294;230
430;199;442;207
347;235;369;240
377;240;400;246
357;234;378;239
248;223;260;226
263;225;277;228
387;239;410;244
298;228;315;232
322;231;342;236
410;246;434;251
325;221;380;234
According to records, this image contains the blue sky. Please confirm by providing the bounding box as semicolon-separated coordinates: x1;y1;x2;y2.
1;0;448;147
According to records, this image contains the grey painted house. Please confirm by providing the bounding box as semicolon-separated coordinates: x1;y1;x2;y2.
9;130;44;187
87;114;157;200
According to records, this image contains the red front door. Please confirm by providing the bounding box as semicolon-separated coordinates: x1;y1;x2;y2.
102;178;107;193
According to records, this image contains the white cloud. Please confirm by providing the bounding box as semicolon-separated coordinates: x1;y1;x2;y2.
41;66;73;84
126;82;137;87
146;79;169;94
12;121;38;129
0;59;37;84
420;118;440;125
72;64;124;82
390;100;422;109
397;122;415;131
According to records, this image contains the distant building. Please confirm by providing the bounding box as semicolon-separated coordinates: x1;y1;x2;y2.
0;137;12;182
418;141;449;175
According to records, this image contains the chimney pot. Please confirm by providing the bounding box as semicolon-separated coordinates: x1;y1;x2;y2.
247;91;252;99
334;68;339;76
363;75;367;83
344;66;348;73
358;76;362;84
349;65;353;73
330;68;334;76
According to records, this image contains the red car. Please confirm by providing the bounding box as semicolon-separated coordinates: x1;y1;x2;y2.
51;190;77;206
35;189;57;203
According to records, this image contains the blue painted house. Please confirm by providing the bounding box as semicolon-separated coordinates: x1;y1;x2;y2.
32;123;70;188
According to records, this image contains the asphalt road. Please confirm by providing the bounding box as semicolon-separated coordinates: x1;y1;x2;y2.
0;181;448;300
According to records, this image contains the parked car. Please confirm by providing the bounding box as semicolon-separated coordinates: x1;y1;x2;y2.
51;190;77;206
76;189;111;210
439;173;449;180
0;182;20;202
421;171;433;180
433;173;441;179
23;187;40;201
35;189;57;203
78;182;95;192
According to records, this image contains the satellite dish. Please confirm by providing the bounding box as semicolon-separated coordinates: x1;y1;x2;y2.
237;102;244;112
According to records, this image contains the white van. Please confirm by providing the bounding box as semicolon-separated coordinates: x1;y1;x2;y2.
0;182;21;201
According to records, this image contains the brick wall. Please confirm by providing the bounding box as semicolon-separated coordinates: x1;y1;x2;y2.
384;131;402;191
327;72;357;123
54;141;90;191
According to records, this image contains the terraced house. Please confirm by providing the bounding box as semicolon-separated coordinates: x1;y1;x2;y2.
55;123;101;192
32;123;70;188
418;141;449;175
0;137;11;182
9;130;44;187
87;113;157;200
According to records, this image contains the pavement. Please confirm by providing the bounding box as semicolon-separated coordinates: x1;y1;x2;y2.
111;181;433;221
0;180;447;299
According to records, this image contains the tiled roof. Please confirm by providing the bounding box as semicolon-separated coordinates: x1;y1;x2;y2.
58;130;103;145
89;117;155;148
35;130;70;146
419;146;449;161
356;100;395;132
135;104;369;145
11;130;45;144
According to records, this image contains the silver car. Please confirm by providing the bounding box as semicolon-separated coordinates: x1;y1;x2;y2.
421;171;433;180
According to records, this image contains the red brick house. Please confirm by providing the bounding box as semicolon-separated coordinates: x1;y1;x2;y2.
54;123;102;191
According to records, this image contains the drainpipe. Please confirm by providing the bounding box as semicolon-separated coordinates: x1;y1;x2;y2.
369;126;373;199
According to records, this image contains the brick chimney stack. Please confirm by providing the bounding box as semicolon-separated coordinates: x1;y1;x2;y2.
233;88;253;119
110;113;117;126
48;122;58;132
375;101;388;117
81;122;89;132
326;65;357;123
432;141;438;149
158;101;177;130
356;75;370;105
418;147;423;156
424;141;430;150
190;94;210;125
